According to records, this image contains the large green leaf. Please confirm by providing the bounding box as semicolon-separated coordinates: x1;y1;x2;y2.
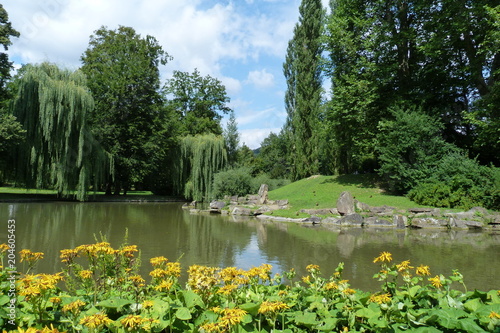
175;307;192;320
182;290;204;309
96;298;132;310
294;312;318;327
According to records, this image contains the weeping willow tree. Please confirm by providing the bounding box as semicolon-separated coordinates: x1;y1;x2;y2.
12;63;112;201
177;134;227;201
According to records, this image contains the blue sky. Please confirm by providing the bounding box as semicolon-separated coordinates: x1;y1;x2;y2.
4;0;329;149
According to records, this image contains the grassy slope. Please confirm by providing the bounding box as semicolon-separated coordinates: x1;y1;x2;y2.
267;174;427;217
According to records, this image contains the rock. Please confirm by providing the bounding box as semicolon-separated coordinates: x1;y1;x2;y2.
258;184;269;204
254;206;273;215
355;200;371;211
300;208;337;215
209;200;226;210
464;220;483;229
231;206;253;216
275;199;289;207
408;207;434;214
449;218;468;229
410;218;448;229
338;213;363;226
322;217;340;224
337;191;355;216
369;205;395;215
364;217;394;227
182;201;197;209
393;215;408;229
304;216;322;224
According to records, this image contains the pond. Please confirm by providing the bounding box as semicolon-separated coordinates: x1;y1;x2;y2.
1;202;499;291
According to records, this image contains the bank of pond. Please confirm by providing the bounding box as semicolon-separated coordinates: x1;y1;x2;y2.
1;242;499;332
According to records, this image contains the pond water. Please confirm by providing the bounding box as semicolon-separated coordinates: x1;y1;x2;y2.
1;202;499;291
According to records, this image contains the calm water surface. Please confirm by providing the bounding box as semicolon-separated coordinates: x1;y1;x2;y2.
1;202;499;291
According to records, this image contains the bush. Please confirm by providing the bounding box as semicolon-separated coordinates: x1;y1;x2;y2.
251;173;291;193
408;153;500;210
212;167;253;199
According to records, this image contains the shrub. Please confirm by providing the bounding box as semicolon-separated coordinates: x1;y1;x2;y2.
408;153;500;210
212;167;253;198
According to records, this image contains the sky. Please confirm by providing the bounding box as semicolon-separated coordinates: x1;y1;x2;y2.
4;0;329;149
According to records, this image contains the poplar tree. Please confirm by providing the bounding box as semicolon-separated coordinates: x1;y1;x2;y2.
283;0;324;180
12;63;111;200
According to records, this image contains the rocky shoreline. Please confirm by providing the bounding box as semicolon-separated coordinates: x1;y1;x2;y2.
183;185;500;231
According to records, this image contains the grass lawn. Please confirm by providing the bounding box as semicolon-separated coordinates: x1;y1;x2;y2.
267;174;429;217
0;187;182;202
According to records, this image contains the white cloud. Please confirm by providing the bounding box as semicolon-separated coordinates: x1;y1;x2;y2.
240;128;280;149
246;69;275;89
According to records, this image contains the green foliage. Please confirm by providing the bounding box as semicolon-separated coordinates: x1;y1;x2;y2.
2;243;499;332
81;25;170;194
254;132;291;179
179;134;227;201
0;4;19;105
212;167;253;198
223;111;239;166
284;0;324;180
10;63;111;201
376;105;458;193
164;69;231;136
211;168;290;199
408;153;500;210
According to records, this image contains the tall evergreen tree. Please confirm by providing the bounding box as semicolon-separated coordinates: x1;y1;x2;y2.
81;26;170;194
223;111;240;166
0;4;19;105
12;63;111;201
283;0;324;180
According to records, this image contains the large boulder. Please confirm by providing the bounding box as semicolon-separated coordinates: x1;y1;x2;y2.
364;217;394;227
231;206;253;216
410;218;448;229
393;215;408;229
337;191;355;216
338;213;363;226
210;200;226;210
258;184;269;204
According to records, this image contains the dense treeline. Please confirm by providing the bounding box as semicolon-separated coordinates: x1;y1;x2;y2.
0;2;498;208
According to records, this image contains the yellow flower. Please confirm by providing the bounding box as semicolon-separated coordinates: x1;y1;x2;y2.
166;262;182;277
302;275;311;284
154;280;173;291
50;297;62;304
150;268;168;279
219;308;247;327
141;318;160;330
200;322;223;332
489;311;500;319
120;315;144;329
428;275;443;289
324;282;338;291
306;264;320;273
217;284;238;295
416;265;431;276
219;266;244;283
150;256;168;267
258;301;289;314
142;300;154;309
369;293;392;304
342;288;356;295
60;249;79;263
0;243;9;252
373;251;392;263
120;245;138;258
396;260;414;272
63;300;86;313
129;275;146;287
79;270;93;279
19;249;44;263
80;313;112;328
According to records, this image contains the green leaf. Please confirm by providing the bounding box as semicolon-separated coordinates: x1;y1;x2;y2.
182;290;204;309
294;312;318;327
409;285;421;298
317;317;338;331
96;298;132;309
0;295;10;306
175;307;192;320
456;318;488;333
464;298;483;312
239;302;260;316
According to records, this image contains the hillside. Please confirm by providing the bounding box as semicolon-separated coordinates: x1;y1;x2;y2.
267;174;427;217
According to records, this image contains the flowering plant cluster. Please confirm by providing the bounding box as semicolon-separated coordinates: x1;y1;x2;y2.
1;242;499;332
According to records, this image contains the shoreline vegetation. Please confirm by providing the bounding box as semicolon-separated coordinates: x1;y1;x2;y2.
1;242;499;332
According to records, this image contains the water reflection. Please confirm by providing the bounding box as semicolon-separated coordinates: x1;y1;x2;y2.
0;202;498;291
